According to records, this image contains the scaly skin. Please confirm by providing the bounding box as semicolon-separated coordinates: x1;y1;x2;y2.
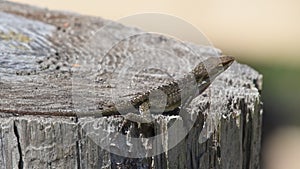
96;55;235;117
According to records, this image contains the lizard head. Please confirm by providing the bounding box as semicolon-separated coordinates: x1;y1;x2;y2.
192;55;235;86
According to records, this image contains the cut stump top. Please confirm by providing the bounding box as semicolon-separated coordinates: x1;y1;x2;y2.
0;1;262;118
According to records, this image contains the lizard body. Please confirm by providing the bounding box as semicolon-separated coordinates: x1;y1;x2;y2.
96;55;234;117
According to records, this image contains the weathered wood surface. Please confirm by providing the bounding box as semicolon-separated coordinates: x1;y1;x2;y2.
0;1;263;169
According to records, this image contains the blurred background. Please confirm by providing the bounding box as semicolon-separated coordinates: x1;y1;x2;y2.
11;0;300;168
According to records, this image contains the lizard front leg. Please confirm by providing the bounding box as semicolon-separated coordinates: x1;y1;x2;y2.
123;101;153;124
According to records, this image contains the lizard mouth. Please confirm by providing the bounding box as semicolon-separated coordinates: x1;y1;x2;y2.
220;55;235;69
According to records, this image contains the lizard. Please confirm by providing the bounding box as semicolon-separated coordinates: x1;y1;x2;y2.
0;55;234;118
84;55;235;120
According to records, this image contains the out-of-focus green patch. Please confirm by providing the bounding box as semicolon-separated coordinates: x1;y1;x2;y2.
240;58;300;124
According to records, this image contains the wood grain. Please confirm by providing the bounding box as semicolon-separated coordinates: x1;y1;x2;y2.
0;1;262;168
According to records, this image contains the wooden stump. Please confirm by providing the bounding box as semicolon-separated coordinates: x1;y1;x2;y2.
0;1;263;169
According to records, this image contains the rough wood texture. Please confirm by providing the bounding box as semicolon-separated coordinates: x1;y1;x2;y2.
0;1;263;169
